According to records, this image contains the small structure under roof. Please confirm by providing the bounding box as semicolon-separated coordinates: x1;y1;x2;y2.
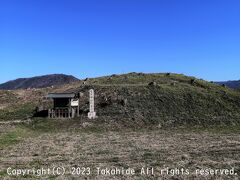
47;92;80;119
47;93;75;99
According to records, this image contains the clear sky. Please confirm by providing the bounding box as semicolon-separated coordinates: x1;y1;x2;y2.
0;0;240;83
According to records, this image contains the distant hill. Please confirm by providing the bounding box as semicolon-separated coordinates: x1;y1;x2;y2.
215;80;240;89
0;74;79;90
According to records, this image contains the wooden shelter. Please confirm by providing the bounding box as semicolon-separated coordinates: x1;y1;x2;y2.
47;93;80;118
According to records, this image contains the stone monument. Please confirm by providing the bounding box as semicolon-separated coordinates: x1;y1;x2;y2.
88;89;97;119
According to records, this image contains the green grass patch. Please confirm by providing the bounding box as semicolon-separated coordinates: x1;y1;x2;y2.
0;170;8;177
24;118;83;133
176;124;240;134
0;103;36;121
22;118;107;134
0;126;33;148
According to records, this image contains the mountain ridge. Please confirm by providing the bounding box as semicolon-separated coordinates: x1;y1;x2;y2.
215;80;240;89
0;74;79;90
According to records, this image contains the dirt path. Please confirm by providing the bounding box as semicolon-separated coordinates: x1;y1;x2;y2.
0;119;32;125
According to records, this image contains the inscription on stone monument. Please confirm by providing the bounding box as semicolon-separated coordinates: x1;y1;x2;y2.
88;89;97;119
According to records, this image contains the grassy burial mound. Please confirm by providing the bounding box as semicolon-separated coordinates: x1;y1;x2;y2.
0;73;240;127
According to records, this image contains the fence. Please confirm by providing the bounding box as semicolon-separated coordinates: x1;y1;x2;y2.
48;108;72;118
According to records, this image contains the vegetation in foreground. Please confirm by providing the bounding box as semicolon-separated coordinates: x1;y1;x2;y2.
0;120;240;179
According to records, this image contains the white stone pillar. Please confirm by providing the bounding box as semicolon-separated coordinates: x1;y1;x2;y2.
88;89;97;119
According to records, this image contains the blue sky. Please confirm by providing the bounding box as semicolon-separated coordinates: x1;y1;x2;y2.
0;0;240;83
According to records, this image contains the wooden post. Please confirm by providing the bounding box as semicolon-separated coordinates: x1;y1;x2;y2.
69;99;71;118
53;109;55;118
48;109;50;118
77;94;80;117
72;108;74;118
